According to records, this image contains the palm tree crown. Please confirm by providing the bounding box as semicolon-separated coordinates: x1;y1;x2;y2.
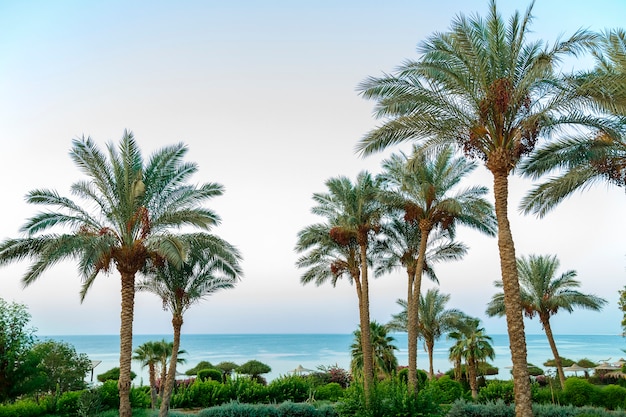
0;131;224;417
486;254;606;388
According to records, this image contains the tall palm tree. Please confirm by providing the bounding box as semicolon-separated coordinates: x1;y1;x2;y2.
520;30;626;217
355;3;615;415
133;341;163;409
0;131;223;417
138;234;242;417
155;340;186;400
295;171;382;401
448;317;495;399
486;254;607;388
377;146;496;391
351;321;398;379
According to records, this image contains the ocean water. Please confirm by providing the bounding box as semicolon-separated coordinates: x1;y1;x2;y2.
42;333;625;385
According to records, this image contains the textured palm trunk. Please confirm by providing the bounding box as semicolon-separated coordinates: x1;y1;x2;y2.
468;356;478;399
427;339;435;379
408;225;430;392
118;272;135;417
492;171;533;417
357;244;374;404
406;266;418;392
159;314;183;417
541;313;566;388
148;363;157;409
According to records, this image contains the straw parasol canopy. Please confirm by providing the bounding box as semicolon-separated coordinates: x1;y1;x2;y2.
563;363;587;376
290;365;315;375
595;362;620;371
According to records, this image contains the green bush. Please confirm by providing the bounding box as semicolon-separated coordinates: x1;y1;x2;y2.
477;380;515;404
268;375;312;403
336;377;441;417
424;375;464;404
55;390;81;416
196;401;338;417
198;368;223;382
599;384;626;410
97;367;137;382
0;399;47;417
447;399;626;417
231;377;270;404
315;382;344;401
171;379;233;409
76;388;104;417
97;380;120;410
563;377;599;407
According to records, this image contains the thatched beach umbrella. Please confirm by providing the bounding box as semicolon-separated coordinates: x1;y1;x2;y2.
290;365;315;375
563;363;587;376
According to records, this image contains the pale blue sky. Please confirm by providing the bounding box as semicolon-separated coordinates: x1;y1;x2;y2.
1;1;624;336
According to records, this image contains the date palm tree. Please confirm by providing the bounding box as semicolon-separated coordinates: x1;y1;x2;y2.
351;321;398;379
448;317;495;399
377;146;496;391
0;131;224;417
138;234;242;417
133;341;163;409
295;171;382;401
355;3;616;415
387;290;466;380
486;254;607;388
520;29;626;217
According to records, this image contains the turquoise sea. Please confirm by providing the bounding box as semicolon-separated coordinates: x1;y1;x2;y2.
43;333;625;385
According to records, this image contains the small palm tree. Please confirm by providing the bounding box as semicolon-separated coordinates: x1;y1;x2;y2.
387;290;466;379
351;321;398;379
0;131;223;417
377;146;496;391
448;317;495;399
486;254;607;388
133;341;163;409
138;234;242;417
295;171;383;400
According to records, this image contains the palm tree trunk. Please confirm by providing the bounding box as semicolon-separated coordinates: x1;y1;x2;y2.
407;266;418;392
408;225;430;392
118;272;135;417
541;314;566;388
357;244;374;404
492;171;533;417
427;339;435;379
159;315;183;417
148;363;157;409
468;357;478;399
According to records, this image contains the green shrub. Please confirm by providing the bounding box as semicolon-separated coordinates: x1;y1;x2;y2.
424;375;464;404
198;368;223;382
97;380;120;410
599;384;626;410
268;375;312;403
563;377;599;407
478;380;515;404
55;390;81;416
171;379;233;409
76;388;103;417
196;401;338;417
231;377;270;404
186;360;215;376
336;377;441;417
96;367;137;382
129;385;151;409
447;399;626;417
0;399;47;417
315;382;344;401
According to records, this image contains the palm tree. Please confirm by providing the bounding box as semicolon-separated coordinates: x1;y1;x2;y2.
154;340;186;400
351;321;398;379
138;234;242;417
520;29;626;217
377;146;496;391
133;341;163;409
448;317;495;399
355;3;615;415
295;171;382;401
486;254;607;388
0;131;223;417
387;290;466;380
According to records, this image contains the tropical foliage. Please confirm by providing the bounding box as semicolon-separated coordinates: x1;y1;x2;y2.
0;131;225;417
486;254;607;388
354;1;621;414
377;146;495;390
295;171;383;400
351;321;398;378
138;234;241;416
